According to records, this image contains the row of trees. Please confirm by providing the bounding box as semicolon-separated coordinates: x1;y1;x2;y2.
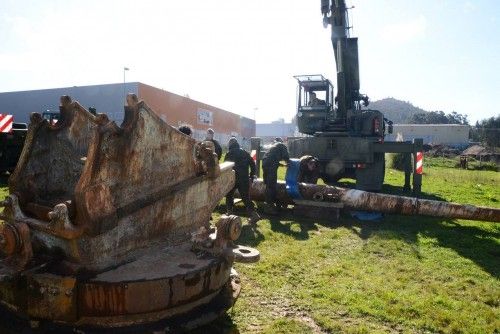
470;116;500;148
410;111;469;125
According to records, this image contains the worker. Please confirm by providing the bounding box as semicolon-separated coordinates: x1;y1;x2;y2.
262;137;290;214
297;155;320;184
308;92;326;106
205;128;222;161
178;125;192;137
224;137;261;225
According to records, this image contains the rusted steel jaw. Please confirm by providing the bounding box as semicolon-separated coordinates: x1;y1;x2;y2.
0;95;258;330
2;95;234;269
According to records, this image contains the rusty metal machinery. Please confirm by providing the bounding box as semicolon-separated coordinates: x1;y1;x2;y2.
0;95;258;332
249;173;500;223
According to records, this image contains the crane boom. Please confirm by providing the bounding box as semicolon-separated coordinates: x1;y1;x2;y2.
322;0;362;123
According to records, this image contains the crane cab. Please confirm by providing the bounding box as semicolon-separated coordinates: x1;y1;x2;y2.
294;75;334;135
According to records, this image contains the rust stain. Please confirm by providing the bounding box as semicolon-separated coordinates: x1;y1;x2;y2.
0;94;251;330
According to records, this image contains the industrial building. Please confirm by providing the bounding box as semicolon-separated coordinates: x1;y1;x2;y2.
256;121;298;144
255;122;470;148
385;124;470;148
0;82;255;147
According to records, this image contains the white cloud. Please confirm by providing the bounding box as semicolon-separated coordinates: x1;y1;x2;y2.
380;15;427;43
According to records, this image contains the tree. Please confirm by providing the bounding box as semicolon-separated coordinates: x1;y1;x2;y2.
470;115;500;147
410;111;447;124
410;111;469;125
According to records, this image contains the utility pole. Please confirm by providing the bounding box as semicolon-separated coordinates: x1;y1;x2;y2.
253;107;258;137
123;67;130;101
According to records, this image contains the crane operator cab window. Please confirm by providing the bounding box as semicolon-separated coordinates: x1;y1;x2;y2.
308;91;327;107
294;75;333;110
294;75;334;134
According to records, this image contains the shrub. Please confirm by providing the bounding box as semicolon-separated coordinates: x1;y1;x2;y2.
388;152;409;171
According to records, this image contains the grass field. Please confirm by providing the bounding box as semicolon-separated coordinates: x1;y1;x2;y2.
202;158;499;334
0;158;498;333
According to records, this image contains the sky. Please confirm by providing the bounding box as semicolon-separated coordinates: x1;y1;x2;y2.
0;0;498;124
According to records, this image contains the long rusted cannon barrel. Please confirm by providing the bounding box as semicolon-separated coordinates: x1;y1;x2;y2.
249;180;500;223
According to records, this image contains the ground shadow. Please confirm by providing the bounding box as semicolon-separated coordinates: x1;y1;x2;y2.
187;313;239;334
330;181;500;276
334;181;500;278
336;212;500;278
217;191;499;279
0;173;8;188
239;223;265;248
267;214;316;241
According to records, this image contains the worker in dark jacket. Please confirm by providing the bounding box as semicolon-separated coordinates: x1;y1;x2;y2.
297;155;320;184
206;128;222;161
225;137;261;224
262;137;290;214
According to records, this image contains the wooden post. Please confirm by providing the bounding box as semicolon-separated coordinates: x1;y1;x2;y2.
403;152;412;192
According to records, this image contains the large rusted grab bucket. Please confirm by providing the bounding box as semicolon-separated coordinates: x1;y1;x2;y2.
249;180;500;223
3;95;233;267
0;95;257;331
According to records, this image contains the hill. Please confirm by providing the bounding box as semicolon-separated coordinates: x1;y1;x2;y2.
367;97;428;124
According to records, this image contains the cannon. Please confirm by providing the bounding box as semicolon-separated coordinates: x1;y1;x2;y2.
0;95;258;332
249;160;500;223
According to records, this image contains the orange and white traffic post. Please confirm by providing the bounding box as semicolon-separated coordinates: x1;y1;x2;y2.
0;114;14;133
412;138;423;195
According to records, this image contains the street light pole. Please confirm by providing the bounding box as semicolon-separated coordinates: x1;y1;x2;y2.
123;67;130;101
253;107;258;137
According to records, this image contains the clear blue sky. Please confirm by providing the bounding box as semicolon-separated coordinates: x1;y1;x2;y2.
0;0;498;124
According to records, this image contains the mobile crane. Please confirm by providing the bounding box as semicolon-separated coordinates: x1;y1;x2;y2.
288;0;421;192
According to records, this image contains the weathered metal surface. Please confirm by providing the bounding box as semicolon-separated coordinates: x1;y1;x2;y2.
75;243;232;323
232;245;260;263
0;95;257;330
26;273;77;322
249;180;500;222
2;95;233;269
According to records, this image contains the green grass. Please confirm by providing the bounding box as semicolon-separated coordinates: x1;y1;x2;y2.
0;175;7;215
1;157;499;333
204;156;500;333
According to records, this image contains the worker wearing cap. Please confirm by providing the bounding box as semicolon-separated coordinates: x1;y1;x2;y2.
261;137;290;214
224;137;261;225
205;128;222;161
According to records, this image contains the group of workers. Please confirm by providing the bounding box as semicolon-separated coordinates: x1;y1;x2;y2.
177;124;320;226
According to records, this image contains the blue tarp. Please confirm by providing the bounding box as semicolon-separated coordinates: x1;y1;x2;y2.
285;158;302;200
350;211;384;221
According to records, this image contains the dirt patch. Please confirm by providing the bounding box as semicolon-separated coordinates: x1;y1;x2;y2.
261;295;327;334
242;282;409;334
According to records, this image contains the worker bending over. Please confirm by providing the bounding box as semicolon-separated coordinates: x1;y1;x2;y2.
262;137;290;214
297;155;320;184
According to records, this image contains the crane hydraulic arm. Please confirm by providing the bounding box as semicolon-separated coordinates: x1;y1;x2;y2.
321;0;366;123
